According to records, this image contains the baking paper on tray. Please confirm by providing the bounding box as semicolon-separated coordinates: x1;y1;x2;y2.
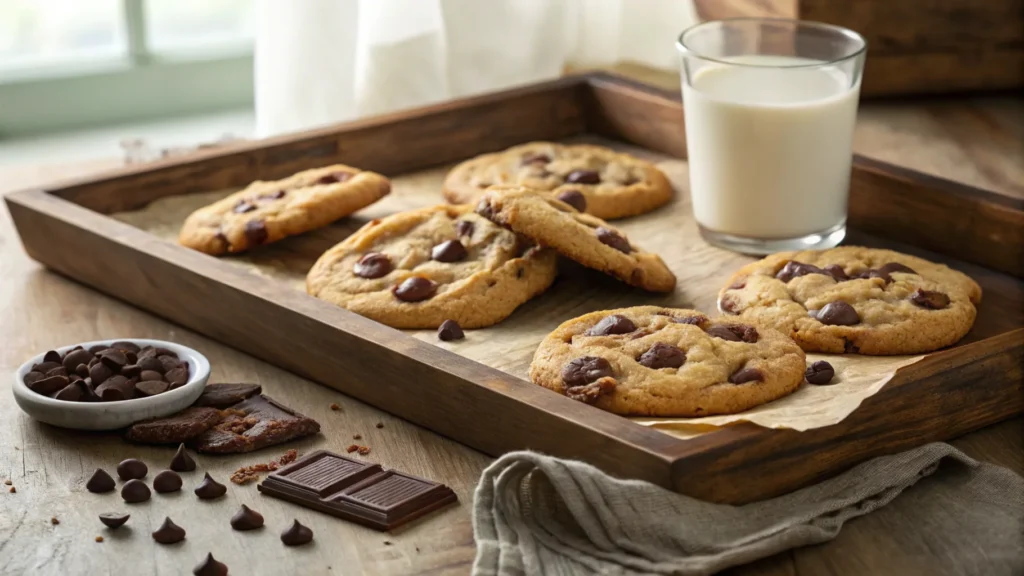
631;353;925;439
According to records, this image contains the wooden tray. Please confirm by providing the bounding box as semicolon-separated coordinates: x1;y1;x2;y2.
7;73;1023;504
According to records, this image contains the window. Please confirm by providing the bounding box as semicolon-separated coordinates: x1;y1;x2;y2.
0;0;255;136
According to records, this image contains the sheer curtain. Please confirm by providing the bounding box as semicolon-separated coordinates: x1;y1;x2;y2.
254;0;698;137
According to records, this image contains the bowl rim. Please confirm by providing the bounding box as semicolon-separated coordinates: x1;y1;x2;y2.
13;338;211;413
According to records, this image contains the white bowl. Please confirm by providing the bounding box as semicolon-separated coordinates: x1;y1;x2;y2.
13;339;210;431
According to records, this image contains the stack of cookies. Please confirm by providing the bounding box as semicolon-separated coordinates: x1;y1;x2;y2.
177;142;983;419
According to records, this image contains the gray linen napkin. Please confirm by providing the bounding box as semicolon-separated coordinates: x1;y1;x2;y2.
472;442;1024;575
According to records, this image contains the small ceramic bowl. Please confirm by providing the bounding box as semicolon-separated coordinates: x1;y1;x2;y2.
13;339;210;431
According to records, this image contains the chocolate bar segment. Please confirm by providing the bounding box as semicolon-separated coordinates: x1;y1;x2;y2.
258;450;456;531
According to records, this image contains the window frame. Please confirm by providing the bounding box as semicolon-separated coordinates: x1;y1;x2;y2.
0;0;254;137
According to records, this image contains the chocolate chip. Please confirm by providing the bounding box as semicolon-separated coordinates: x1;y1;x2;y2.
45;366;67;378
281;519;314;546
117;459;148;481
595;227;632;254
705;324;758;343
556;190;587;212
857;269;892;283
170;444;197;472
152;517;186;544
86;469;116;493
353;252;393;279
119;364;140;379
33;360;61;373
878;262;917;276
233;201;256;213
317;171;352;184
823;264;849;281
805;361;836;384
22;371;44;386
29;375;69;396
522;153;551;165
138;356;164;373
193;553;229;576
566;169;601;184
455;220;475;237
638;343;686;369
75;363;90;377
431;239;468;262
230;504;265;531
586;314;637;336
775;261;827;283
97;375;134;401
98;513;129;529
729;367;763;384
111;341;141;353
139;370;164;383
62;349;93;372
152;470;183;493
392;276;438;302
165;367;189;388
54;382;82;401
98;349;127;369
816;301;860;325
910;289;950;309
437;320;465;341
136;380;169;396
43;350;62;364
120;479;151;503
561;356;613;387
194;473;226;499
244;219;268;246
158;355;183;373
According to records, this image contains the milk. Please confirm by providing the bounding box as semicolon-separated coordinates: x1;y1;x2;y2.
683;55;860;239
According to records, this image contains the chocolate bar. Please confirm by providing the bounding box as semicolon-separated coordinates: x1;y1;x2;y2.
257;450;457;531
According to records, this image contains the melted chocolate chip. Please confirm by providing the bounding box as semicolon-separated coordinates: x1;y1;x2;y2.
281;519;314;546
816;301;860;325
637;343;686;369
565;378;616;403
215;230;230;249
116;459;148;481
823;264;849;281
260;189;287;200
354;252;393;279
776;261;827;282
805;361;836;384
230;504;265;531
194;473;226;499
521;153;551;165
431;239;468;262
153;470;183;493
728;278;746;290
586;315;637;336
455;220;475;237
86;469;116;493
556;190;587;212
120;479;151;503
170;443;197;472
152;517;186;544
317;171;353;185
392;276;438;302
595;227;632;254
244;219;268;246
878;262;917;276
705;324;758;343
565;169;601;184
193;553;229;576
437;320;465;341
98;513;130;529
719;294;741;315
561;356;613;388
909;289;950;309
233;201;256;214
671;314;707;326
729;367;763;384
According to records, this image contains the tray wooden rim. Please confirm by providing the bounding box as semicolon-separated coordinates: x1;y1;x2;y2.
6;72;1023;503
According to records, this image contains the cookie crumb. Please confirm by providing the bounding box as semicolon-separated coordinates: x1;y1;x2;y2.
95;536;104;543
352;434;362;440
230;449;300;484
415;546;420;553
383;540;392;546
375;422;384;429
3;479;11;485
8;486;15;493
51;517;60;525
329;403;341;411
346;445;359;453
357;446;371;456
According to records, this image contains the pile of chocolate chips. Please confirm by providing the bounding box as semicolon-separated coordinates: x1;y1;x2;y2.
23;342;190;402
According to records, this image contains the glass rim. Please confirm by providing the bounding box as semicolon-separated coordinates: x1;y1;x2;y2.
676;18;867;69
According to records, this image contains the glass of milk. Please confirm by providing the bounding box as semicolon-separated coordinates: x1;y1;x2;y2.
677;19;866;254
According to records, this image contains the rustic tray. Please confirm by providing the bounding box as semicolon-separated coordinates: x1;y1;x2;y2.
7;73;1023;504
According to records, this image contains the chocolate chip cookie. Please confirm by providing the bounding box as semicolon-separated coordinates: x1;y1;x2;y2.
306;204;558;329
530;306;806;416
718;246;982;355
179;164;391;255
443;142;673;220
475;186;676;292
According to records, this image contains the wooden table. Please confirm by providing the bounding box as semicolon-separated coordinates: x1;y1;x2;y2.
1;93;1021;575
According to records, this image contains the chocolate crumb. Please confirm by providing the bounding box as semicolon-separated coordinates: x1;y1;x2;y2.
95;536;104;543
51;517;60;525
329;403;341;411
8;486;15;493
384;541;392;546
346;445;359;453
375;422;384;429
352;434;362;440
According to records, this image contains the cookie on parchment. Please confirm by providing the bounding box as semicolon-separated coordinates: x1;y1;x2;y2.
179;164;391;255
718;246;982;355
475;186;676;293
529;306;806;417
306;204;558;329
443;142;672;220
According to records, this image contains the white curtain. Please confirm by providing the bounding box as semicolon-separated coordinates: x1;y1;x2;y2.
254;0;699;137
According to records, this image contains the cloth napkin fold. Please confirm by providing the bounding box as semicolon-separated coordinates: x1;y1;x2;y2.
472;442;1024;576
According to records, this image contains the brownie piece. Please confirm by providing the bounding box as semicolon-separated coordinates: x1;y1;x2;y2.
125;407;223;444
190;395;320;454
193;383;263;409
